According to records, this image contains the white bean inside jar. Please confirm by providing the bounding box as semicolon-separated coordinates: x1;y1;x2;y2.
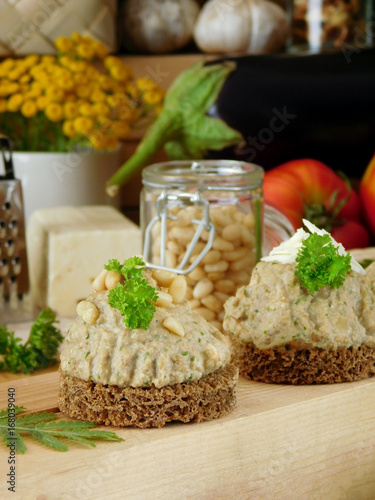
151;204;257;329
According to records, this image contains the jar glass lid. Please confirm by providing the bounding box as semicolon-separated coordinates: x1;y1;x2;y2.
142;160;264;190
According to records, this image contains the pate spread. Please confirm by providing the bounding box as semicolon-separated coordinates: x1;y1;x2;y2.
60;290;231;388
223;261;375;350
223;220;375;351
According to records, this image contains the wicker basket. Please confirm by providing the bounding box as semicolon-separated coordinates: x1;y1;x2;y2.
0;0;117;55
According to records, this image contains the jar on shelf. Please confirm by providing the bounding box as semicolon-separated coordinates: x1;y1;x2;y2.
287;0;373;53
140;160;293;330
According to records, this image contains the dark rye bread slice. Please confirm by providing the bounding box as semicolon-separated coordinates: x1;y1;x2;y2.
58;364;238;428
231;341;375;385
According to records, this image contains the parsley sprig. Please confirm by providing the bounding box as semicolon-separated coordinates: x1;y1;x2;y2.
0;309;63;374
0;406;123;453
105;256;158;330
295;233;352;293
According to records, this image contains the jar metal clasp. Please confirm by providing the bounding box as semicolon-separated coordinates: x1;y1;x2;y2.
143;189;215;274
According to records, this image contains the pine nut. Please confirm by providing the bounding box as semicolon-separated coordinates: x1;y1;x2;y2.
92;268;108;292
222;247;248;262
105;270;122;290
203;344;219;369
214;290;231;303
188;266;206;282
230;254;254;272
202;249;221;265
152;269;177;287
77;300;99;324
210;320;223;331
193;307;216;322
165;250;177;268
193;278;214;299
163;316;185;337
188;298;201;310
167;240;182;255
204;261;229;273
169;275;187;303
212;236;234;251
215;279;236;294
222;223;243;241
201;294;223;313
206;271;225;282
156;291;173;308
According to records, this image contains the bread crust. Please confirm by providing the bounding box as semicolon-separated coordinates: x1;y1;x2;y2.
231;341;375;384
58;364;238;428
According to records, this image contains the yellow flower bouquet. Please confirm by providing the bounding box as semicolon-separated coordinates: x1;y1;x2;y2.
0;34;165;152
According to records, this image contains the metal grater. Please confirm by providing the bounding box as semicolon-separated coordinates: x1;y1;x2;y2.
0;136;32;323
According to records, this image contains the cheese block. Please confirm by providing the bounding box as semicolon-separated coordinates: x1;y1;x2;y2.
27;206;142;317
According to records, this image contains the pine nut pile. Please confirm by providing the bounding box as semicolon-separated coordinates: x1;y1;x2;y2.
150;204;257;330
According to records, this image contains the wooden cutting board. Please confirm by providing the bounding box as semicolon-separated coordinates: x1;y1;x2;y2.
1;368;375;500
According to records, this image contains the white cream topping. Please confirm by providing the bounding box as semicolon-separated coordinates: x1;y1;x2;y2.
261;219;365;275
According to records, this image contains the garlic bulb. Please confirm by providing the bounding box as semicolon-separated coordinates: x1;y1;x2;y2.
193;0;289;54
121;0;201;54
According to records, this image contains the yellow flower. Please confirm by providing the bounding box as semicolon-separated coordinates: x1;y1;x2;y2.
73;116;94;135
112;121;131;139
97;74;113;91
7;83;20;95
23;55;40;68
0;99;7;112
56;77;75;91
0;59;15;70
92;41;108;59
108;64;131;83
71;32;84;44
116;104;138;123
8;69;22;81
23;87;42;99
88;130;106;150
76;85;91;99
19;74;31;84
7;93;23;112
124;82;141;100
76;43;95;60
45;102;63;122
21;99;38;118
90;89;107;103
46;86;65;102
136;77;158;91
55;36;75;53
41;55;57;66
63;101;78;119
78;102;94;117
92;102;111;117
36;96;49;110
104;56;122;69
143;89;165;106
62;120;77;138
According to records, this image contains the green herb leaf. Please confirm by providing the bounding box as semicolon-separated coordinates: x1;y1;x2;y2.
105;257;158;330
0;309;63;374
0;407;123;453
295;233;352;293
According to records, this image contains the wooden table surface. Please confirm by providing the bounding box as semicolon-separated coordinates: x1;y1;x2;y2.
1;318;375;500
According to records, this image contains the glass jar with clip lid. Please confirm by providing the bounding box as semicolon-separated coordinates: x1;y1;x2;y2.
141;160;288;331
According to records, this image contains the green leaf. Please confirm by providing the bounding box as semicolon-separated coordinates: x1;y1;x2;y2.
106;61;242;191
295;233;352;293
0;309;63;374
0;407;124;453
106;256;158;330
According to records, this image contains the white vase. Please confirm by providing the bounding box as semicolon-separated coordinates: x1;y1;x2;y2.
12;148;122;225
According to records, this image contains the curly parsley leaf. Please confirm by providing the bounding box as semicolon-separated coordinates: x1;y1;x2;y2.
0;308;63;374
105;257;158;330
0;407;123;453
295;233;352;294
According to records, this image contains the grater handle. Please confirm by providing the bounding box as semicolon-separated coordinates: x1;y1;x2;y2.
0;136;14;180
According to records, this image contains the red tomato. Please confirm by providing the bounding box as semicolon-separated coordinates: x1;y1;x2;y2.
331;220;370;249
360;154;375;237
264;158;370;247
